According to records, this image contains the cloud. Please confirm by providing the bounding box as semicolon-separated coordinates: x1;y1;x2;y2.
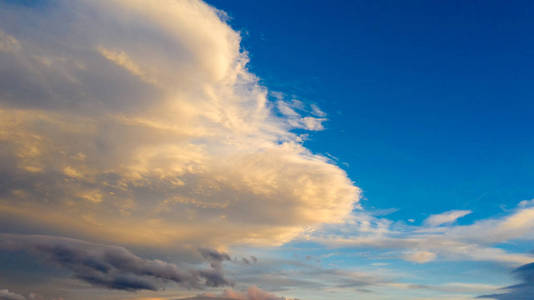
306;203;534;265
0;289;25;300
226;254;392;294
179;286;295;300
424;210;471;227
0;30;20;53
0;0;359;249
276;100;326;131
0;234;231;291
402;251;437;263
478;262;534;299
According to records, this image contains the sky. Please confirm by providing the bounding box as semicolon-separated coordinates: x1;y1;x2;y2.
0;1;533;300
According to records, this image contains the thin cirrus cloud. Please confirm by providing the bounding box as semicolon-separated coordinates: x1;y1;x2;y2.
423;210;472;227
0;0;359;250
306;201;534;265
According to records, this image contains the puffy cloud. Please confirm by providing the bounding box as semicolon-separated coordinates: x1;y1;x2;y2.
0;234;231;291
0;289;25;300
0;0;359;249
478;262;534;299
424;210;471;227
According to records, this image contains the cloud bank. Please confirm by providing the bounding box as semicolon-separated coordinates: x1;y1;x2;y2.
0;234;231;291
0;0;359;249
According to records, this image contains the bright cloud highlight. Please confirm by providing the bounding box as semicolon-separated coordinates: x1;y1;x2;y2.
0;0;359;250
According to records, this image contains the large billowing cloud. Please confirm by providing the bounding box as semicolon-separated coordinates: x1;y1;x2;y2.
0;0;359;249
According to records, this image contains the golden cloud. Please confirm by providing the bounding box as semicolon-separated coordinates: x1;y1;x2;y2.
0;0;359;249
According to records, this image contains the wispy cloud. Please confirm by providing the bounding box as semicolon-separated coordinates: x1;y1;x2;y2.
305;202;534;265
424;210;471;227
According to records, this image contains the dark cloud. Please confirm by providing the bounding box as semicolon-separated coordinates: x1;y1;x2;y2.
240;256;258;265
478;262;534;299
197;248;233;287
199;248;231;266
0;234;231;292
0;289;25;300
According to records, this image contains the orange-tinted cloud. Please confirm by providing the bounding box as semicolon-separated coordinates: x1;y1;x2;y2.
0;0;359;250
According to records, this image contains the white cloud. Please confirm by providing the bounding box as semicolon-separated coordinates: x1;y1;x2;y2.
0;0;359;249
518;198;534;207
310;104;326;117
305;203;534;266
424;210;472;227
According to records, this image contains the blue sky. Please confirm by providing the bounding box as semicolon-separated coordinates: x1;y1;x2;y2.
207;0;534;223
0;1;534;300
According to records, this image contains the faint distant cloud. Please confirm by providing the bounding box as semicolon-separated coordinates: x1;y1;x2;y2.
306;203;534;265
0;30;20;53
178;286;296;300
424;210;472;227
0;289;25;300
310;104;326;117
402;250;437;263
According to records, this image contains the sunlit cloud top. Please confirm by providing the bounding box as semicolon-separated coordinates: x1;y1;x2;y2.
0;0;359;249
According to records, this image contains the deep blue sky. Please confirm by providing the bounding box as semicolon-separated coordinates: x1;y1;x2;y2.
207;0;534;223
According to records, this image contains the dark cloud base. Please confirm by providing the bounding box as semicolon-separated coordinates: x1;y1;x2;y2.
0;234;231;292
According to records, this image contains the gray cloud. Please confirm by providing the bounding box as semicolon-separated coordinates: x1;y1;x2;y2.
0;289;25;300
198;248;233;287
0;234;231;292
478;262;534;300
199;248;231;266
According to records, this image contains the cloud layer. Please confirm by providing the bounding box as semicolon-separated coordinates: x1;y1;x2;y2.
306;201;534;265
0;0;359;249
0;234;230;292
